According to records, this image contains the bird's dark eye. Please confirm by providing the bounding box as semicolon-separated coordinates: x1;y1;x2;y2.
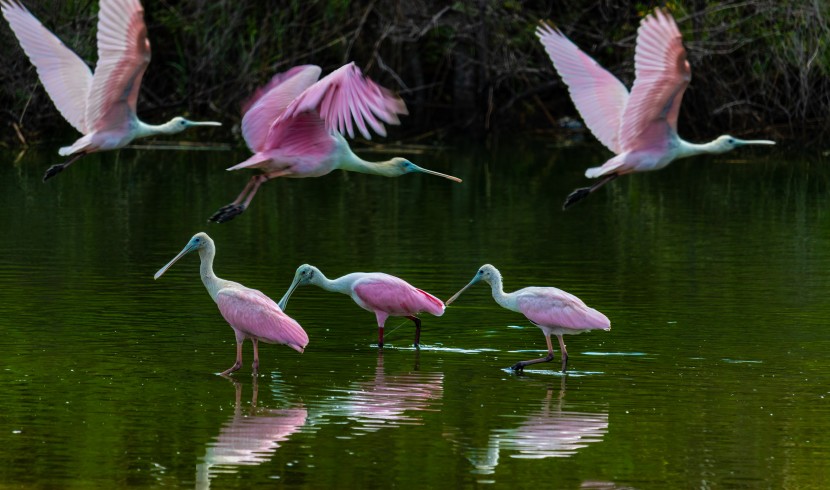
728;138;735;144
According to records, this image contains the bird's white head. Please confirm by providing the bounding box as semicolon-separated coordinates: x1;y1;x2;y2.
161;116;223;135
446;264;501;305
278;264;322;311
389;158;462;182
154;232;213;279
711;135;776;154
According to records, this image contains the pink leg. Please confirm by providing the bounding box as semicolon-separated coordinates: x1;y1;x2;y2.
406;316;422;348
557;335;569;372
563;173;619;210
510;334;556;373
209;170;291;223
251;339;260;376
43;152;86;182
375;311;389;349
230;175;262;206
221;341;244;376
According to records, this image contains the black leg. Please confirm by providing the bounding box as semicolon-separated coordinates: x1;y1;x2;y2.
43;152;85;182
562;173;618;209
510;352;555;373
407;316;422;348
209;203;248;223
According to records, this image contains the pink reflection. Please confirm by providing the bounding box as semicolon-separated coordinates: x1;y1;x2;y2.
196;378;307;488
321;354;443;433
455;382;608;475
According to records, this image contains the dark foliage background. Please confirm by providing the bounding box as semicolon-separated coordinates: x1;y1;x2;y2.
0;0;826;147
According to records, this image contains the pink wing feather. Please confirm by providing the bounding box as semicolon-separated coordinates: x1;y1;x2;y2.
618;9;691;152
2;0;93;133
84;0;150;131
278;62;408;140
216;287;309;353
241;65;322;153
354;274;445;317
261;112;335;161
517;287;610;331
536;22;630;154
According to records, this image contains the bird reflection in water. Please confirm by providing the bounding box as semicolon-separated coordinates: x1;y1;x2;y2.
315;353;443;434
448;377;608;476
195;376;307;488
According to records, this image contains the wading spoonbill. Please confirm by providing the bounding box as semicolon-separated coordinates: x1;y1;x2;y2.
154;233;308;375
1;0;221;181
447;265;609;372
536;9;774;209
278;264;445;349
208;63;461;223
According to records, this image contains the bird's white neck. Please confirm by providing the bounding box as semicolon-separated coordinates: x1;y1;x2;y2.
134;119;185;139
486;274;517;312
675;138;728;159
333;136;401;177
198;242;224;300
312;271;358;295
339;153;402;177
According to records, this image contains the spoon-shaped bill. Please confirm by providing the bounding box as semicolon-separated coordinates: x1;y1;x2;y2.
154;242;198;279
735;138;775;146
446;276;481;305
412;163;462;183
184;120;223;127
278;276;303;311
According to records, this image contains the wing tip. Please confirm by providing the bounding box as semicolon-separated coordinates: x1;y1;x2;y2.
535;19;561;39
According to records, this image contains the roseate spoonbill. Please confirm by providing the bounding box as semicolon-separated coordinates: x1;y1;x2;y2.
1;0;221;181
536;9;775;209
154;232;308;375
208;63;461;223
446;264;609;372
278;264;445;348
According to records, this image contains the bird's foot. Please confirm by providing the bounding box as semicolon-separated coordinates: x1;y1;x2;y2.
43;163;66;182
510;361;525;373
209;203;247;223
563;187;591;210
220;361;242;376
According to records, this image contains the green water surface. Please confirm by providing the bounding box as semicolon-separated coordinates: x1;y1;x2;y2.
0;139;828;489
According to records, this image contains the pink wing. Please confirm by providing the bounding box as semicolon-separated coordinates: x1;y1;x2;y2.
261;112;335;161
2;0;93;133
618;9;690;152
241;65;322;152
278;62;408;140
84;0;151;131
536;22;630;154
216;287;309;352
354;274;445;317
517;287;610;331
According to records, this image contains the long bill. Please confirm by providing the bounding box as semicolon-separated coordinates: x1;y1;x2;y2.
413;164;463;183
154;242;198;279
735;138;775;146
184;120;223;127
446;276;481;305
278;276;302;311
